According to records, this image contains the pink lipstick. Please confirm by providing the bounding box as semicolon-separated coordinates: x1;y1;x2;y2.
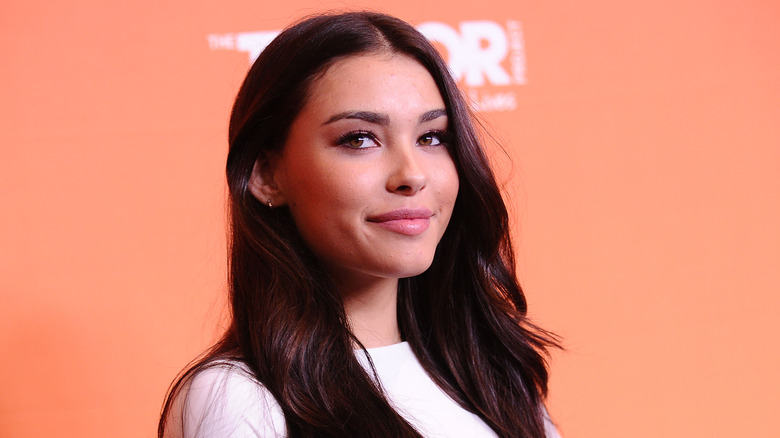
367;208;432;236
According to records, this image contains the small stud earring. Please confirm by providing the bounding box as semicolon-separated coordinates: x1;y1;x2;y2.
267;199;273;208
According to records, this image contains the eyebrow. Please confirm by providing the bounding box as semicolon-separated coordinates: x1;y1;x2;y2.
322;108;447;126
324;111;389;125
418;108;447;124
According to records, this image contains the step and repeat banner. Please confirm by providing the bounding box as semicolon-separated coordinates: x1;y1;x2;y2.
2;1;778;437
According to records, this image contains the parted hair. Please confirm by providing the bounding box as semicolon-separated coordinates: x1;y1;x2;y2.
160;11;557;438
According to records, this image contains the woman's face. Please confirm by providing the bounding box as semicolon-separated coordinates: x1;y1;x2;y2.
267;53;459;288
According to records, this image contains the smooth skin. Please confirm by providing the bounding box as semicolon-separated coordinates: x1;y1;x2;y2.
250;53;459;348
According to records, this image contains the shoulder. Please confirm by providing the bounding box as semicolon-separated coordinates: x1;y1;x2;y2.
542;405;562;438
168;360;286;438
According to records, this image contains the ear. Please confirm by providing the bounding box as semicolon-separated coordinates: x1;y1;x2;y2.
249;157;286;207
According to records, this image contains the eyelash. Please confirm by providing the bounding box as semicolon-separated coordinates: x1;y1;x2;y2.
336;130;452;149
419;130;452;147
336;130;377;149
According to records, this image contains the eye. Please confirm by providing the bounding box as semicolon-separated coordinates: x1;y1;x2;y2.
337;131;379;149
417;131;449;147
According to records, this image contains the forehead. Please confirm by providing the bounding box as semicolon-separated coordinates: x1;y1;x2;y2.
303;52;446;118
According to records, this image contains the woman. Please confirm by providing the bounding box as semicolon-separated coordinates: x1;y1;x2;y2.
160;11;559;438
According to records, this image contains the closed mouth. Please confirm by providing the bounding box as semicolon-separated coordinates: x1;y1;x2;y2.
367;208;433;236
366;207;433;223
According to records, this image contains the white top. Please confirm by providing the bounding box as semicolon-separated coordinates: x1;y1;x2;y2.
169;342;560;437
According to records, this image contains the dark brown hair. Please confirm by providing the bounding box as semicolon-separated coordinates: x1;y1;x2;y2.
160;11;557;437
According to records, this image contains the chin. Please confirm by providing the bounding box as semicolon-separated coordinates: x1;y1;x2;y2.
388;257;436;279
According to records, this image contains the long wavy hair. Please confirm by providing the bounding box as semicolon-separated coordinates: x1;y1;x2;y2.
160;11;557;437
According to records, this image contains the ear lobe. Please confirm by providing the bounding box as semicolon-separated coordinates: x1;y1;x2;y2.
249;159;286;207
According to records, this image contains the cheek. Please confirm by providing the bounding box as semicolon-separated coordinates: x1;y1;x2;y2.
435;159;460;207
301;168;375;209
437;165;460;234
282;162;380;266
282;159;376;230
282;157;339;206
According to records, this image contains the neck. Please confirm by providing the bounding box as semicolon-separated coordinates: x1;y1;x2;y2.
334;275;402;349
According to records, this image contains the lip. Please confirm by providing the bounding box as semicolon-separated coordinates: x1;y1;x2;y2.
366;208;433;236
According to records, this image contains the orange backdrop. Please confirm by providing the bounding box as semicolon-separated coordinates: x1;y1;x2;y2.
2;1;778;437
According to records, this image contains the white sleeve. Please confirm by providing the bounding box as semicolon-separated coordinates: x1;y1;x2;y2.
170;363;287;438
542;406;562;438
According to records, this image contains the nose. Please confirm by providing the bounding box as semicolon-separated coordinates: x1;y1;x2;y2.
386;146;426;195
